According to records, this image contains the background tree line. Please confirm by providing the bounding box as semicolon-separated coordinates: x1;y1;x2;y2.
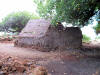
0;11;39;33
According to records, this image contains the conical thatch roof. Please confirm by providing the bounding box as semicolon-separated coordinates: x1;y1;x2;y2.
19;19;51;37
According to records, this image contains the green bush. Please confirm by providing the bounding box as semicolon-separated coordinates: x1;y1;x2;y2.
95;36;100;40
0;11;40;33
82;34;91;43
93;22;100;34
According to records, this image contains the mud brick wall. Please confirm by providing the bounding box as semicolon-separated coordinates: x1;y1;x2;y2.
14;27;82;51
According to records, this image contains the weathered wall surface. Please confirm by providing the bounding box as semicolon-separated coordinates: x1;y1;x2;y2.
14;27;82;51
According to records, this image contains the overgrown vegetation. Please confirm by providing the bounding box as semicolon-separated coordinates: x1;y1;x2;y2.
82;34;91;43
93;22;100;34
95;35;100;40
93;12;100;34
34;0;100;26
0;11;39;33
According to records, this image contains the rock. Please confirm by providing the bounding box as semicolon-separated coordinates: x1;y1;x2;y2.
36;66;47;71
0;57;49;75
15;66;26;73
33;66;48;75
0;71;7;75
23;61;33;67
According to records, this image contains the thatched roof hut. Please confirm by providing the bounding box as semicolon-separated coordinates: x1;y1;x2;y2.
18;19;50;38
14;19;82;51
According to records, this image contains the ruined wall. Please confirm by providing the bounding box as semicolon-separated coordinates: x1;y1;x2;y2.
14;27;82;51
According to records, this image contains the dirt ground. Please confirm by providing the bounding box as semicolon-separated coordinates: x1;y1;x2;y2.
0;42;100;75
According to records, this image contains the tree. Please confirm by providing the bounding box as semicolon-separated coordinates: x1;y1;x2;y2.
0;11;40;32
34;0;100;26
93;11;100;34
93;21;100;34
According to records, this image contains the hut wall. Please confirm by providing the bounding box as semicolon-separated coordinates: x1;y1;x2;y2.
14;27;82;51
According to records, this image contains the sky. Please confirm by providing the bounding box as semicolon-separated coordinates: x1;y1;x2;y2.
0;0;37;22
81;21;97;40
0;0;98;40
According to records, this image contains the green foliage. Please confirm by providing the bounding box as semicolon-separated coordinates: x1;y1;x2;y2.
34;0;100;26
93;22;100;34
0;11;40;32
93;11;100;34
82;34;91;43
95;36;100;40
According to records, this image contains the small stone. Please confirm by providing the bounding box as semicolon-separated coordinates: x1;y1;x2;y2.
33;66;48;75
24;62;33;67
64;72;67;75
33;69;47;75
51;70;54;73
16;66;26;73
36;66;47;71
0;71;7;75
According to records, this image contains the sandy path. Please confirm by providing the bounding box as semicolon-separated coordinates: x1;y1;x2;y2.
0;43;100;75
0;43;58;59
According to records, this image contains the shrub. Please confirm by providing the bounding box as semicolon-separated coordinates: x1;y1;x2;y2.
0;11;40;33
95;36;100;40
93;23;100;34
82;34;91;43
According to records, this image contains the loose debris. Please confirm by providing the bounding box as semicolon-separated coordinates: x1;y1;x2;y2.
0;56;50;75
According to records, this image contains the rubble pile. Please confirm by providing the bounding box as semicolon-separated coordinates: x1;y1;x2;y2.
0;56;49;75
